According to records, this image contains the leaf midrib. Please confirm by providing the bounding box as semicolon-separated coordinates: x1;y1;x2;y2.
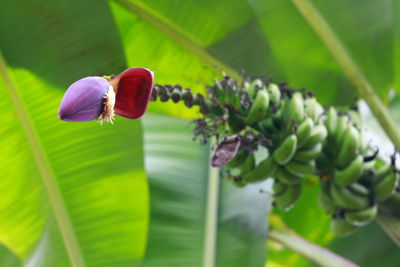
0;51;85;267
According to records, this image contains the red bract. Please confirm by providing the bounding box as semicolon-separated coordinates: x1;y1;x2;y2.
111;67;154;119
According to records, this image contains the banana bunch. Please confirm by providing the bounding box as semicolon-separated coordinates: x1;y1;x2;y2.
152;76;400;236
221;83;328;210
317;107;399;235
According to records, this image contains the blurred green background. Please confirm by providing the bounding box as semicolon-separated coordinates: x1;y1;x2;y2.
0;0;399;266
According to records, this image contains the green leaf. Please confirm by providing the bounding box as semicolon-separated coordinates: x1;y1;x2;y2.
249;0;394;102
0;244;22;267
327;221;400;267
142;114;269;267
0;1;148;266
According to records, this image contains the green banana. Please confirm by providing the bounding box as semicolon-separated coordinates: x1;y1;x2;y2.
330;183;369;210
373;170;399;201
304;97;324;122
231;178;247;188
318;183;337;214
371;162;392;185
337;126;360;168
245;88;270;125
335;115;349;146
283;92;304;123
268;83;281;104
300;124;327;148
275;166;301;185
247;79;263;99
293;143;322;163
348;183;370;197
273;134;297;165
296;118;314;147
225;150;246;168
229;153;255;177
242;156;277;183
325;107;338;136
345;204;377;226
334;155;364;186
273;180;288;196
274;183;301;210
362;159;376;176
285;160;316;177
330;217;358;236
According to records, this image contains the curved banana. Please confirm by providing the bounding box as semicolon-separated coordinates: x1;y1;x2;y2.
325;107;338;136
371;162;392;185
335;115;349;146
275;166;301;185
296;118;314;147
334;155;364;186
293;143;322;163
273;134;297;165
348;183;370;197
268;83;281;104
304;97;324;122
283;92;304;124
337;126;360;168
285;160;316;177
274;183;301;210
229;153;255;178
243;156;277;183
300;124;327;149
373;170;399;201
245;88;270;125
330;183;369;210
225;150;245;169
345;204;377;226
330;217;358;236
247;79;263;99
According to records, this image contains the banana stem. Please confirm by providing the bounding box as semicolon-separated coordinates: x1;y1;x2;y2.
291;0;400;150
268;229;358;267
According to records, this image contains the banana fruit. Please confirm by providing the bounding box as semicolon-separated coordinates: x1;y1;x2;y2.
334;155;363;186
337;126;360;168
245;88;270;125
330;183;369;210
274;183;301;210
285;160;315;177
293;143;322;163
273;134;297;165
243;156;277;183
345;204;377;226
283;92;304;124
373;170;399;201
301;124;327;149
296;118;314;147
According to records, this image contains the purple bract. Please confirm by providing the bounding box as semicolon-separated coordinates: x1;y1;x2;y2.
58;77;111;122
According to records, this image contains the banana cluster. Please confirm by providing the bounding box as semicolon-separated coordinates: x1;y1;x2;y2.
317;107;399;235
219;81;328;211
152;76;400;236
